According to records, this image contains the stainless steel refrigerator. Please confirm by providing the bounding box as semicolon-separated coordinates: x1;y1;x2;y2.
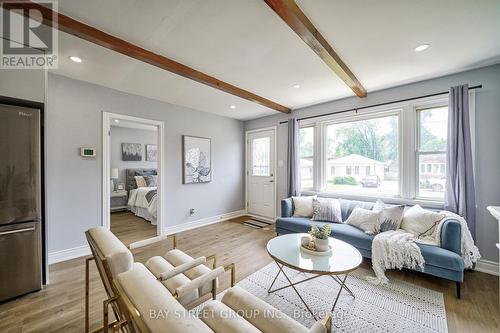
0;102;43;302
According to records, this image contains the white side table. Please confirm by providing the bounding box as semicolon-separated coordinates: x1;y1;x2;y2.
111;190;128;212
486;206;500;304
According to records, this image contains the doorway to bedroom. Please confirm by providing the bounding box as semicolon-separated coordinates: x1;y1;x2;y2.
102;113;165;245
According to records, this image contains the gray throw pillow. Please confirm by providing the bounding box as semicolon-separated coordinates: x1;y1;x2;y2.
144;175;157;187
372;200;405;232
312;198;342;223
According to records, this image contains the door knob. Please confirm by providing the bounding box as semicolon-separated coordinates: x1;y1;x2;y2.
269;180;274;183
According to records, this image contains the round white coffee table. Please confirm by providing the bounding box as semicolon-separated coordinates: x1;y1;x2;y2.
266;233;362;319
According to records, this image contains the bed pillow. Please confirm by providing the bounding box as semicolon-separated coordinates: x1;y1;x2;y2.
134;176;147;188
371;199;405;232
345;207;380;235
401;205;445;237
312;198;342;223
144;175;157;187
292;196;317;218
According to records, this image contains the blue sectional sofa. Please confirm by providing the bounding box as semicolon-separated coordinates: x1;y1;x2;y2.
276;197;464;298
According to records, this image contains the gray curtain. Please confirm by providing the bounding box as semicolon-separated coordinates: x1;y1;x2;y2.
444;84;476;239
287;118;300;197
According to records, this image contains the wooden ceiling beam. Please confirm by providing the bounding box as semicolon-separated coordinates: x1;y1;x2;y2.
265;0;367;97
3;1;290;113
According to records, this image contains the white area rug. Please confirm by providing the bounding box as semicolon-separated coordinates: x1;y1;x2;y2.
199;263;448;333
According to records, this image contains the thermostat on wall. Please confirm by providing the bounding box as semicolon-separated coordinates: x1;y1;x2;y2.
80;147;96;157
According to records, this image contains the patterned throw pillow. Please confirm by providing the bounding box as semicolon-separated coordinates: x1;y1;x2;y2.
401;205;445;237
144;175;157;187
312;198;342;223
372;199;405;232
134;176;146;188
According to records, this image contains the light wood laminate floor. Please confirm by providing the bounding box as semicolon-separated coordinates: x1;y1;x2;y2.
0;214;498;332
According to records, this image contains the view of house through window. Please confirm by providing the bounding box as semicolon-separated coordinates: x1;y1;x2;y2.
417;106;448;199
325;115;399;196
299;127;314;189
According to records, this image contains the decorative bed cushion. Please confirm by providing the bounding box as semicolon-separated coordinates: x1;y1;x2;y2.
312;197;342;223
144;175;158;187
292;195;317;217
372;200;405;232
401;205;445;237
345;207;380;235
134;175;147;188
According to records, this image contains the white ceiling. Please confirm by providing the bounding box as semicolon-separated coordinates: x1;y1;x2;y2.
50;0;500;120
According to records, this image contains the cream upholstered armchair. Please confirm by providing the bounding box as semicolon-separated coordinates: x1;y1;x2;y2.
113;263;332;333
84;227;235;333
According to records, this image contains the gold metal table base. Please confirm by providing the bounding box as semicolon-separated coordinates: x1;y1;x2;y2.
267;262;355;320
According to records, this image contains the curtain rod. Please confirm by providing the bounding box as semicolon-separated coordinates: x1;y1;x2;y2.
279;84;482;124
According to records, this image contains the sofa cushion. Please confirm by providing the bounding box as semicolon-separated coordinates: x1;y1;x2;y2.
312;197;342;223
292;195;316;217
200;300;261;333
418;243;465;271
145;256;198;306
88;226;134;278
116;263;213;333
222;286;308;333
345;207;380;235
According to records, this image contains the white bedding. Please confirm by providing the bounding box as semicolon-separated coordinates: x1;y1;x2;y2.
128;187;157;224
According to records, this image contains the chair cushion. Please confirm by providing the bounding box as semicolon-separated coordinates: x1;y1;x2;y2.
200;300;261;333
164;249;215;296
418;243;465;271
145;256;198;306
116;263;213;333
88;226;133;278
222;286;308;333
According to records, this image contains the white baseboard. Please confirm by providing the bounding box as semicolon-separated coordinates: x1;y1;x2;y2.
48;244;90;265
163;209;247;235
474;259;499;276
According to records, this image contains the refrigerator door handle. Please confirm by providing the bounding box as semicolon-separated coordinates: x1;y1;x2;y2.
0;227;36;236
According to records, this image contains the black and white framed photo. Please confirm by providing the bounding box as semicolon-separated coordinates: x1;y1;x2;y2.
122;143;142;161
146;144;157;162
183;135;211;184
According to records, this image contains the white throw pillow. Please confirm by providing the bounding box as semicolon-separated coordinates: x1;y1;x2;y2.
346;207;380;235
134;175;147;188
401;205;445;237
292;196;317;217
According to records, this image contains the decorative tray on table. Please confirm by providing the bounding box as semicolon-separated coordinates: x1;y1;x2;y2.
300;244;332;256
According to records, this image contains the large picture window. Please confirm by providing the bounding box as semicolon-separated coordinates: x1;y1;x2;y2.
297;96;453;203
325;115;399;197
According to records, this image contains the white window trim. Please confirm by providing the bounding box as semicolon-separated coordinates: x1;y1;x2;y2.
298;92;475;206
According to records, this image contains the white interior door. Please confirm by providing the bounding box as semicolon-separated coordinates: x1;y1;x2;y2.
247;128;276;220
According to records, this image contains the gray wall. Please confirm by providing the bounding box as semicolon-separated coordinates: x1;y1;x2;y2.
47;74;245;253
245;64;500;263
110;126;157;185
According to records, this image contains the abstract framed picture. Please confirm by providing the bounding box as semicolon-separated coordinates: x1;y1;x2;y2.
122;143;142;161
146;144;157;162
183;135;211;184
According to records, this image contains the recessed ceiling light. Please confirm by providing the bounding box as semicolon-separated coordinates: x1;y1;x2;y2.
292;84;301;89
414;44;430;52
230;105;236;109
69;56;82;63
114;119;120;123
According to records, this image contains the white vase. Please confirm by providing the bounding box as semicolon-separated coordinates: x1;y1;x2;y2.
314;237;329;252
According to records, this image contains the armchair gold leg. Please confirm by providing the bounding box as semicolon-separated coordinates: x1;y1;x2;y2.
323;313;332;333
224;263;236;287
206;254;217;269
85;257;94;333
172;234;177;249
103;297;118;333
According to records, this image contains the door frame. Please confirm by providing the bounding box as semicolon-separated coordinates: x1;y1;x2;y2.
245;126;277;222
102;112;165;236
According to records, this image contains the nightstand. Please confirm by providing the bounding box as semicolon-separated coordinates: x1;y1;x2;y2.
110;190;128;212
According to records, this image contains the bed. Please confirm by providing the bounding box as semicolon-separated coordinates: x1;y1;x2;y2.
125;169;158;225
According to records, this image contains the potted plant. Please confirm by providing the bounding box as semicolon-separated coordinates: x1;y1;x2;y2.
308;224;332;252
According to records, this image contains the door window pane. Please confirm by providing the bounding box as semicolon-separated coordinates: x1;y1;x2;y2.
325;115;399;196
299;127;314;189
252;137;270;176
